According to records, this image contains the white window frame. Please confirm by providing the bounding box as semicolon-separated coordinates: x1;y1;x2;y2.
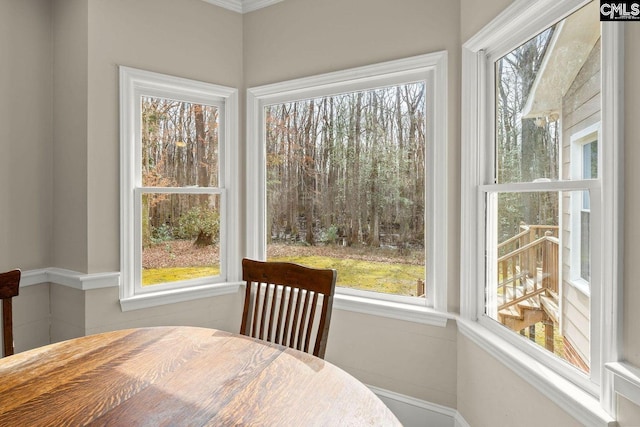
119;66;241;311
570;123;600;295
460;0;623;423
246;53;449;326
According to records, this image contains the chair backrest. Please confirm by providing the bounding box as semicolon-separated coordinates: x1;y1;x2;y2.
240;258;336;359
0;269;20;357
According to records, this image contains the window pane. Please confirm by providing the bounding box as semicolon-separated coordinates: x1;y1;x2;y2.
495;2;600;184
487;190;590;373
583;141;598;181
141;96;219;188
580;143;593;281
265;83;426;298
142;193;220;286
580;210;590;281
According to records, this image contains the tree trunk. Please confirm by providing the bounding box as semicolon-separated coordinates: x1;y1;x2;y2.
194;104;209;207
194;230;213;247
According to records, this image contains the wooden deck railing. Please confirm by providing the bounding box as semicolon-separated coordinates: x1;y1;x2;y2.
497;224;559;309
541;231;559;295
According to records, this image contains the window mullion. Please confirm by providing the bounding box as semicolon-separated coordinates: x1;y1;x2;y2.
481;179;600;193
138;187;223;194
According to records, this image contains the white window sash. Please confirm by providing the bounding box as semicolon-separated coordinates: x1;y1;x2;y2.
119;66;240;309
569;124;600;291
460;0;624;419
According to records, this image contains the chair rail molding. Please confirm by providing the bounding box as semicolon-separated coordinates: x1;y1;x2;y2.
333;293;451;327
605;362;640;408
20;268;119;291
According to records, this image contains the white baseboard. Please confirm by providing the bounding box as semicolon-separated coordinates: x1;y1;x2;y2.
368;385;468;427
454;412;472;427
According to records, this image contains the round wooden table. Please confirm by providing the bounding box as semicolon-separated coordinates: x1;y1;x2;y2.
0;326;400;426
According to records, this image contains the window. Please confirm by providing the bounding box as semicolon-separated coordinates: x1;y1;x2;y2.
487;3;604;374
120;67;240;310
247;53;448;319
571;124;599;291
461;0;622;420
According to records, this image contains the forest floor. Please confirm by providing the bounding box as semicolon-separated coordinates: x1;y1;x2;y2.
142;240;425;295
267;242;424;265
143;240;219;269
143;241;423;269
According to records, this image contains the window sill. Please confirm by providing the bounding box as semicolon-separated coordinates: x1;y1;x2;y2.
457;319;615;427
119;281;243;312
569;278;591;297
333;293;451;327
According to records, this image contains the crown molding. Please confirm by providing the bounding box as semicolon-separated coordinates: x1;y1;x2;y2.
201;0;283;14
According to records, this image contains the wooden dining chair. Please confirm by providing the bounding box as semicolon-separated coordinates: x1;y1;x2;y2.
0;269;20;357
240;258;336;359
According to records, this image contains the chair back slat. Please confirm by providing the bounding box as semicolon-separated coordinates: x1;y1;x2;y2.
292;290;302;351
274;286;287;345
0;269;20;357
296;289;312;352
282;286;295;346
304;292;320;353
240;259;336;359
265;284;277;343
252;282;262;340
314;293;332;357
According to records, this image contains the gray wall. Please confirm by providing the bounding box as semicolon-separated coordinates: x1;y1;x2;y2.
0;0;53;353
1;0;245;349
84;0;244;273
82;0;244;335
244;2;461;315
0;0;52;270
52;0;88;272
243;0;461;407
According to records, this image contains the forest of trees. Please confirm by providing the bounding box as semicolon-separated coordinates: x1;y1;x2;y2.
265;83;427;253
265;24;560;257
141;97;221;248
137;24;561;273
495;26;560;243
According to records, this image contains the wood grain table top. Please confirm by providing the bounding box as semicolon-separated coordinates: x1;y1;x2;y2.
0;326;401;426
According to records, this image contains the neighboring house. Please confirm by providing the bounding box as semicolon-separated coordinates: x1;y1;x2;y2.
520;2;600;372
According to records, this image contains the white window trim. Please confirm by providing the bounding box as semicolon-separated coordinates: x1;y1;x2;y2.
246;52;449;324
460;0;623;424
119;66;241;311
